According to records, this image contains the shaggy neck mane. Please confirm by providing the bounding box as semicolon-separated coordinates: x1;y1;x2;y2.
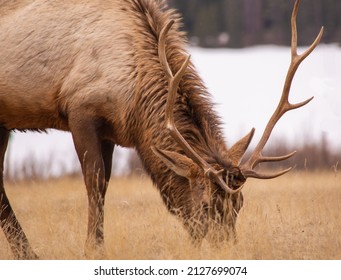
126;0;230;179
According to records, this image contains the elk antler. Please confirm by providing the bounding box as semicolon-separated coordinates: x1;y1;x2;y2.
157;20;242;194
240;0;324;179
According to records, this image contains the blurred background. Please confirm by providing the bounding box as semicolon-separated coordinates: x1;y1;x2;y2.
169;0;340;48
4;0;341;180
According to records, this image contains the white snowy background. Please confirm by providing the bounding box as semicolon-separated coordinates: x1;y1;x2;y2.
5;44;341;177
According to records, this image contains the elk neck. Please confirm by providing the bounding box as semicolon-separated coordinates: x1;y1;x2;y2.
127;53;231;187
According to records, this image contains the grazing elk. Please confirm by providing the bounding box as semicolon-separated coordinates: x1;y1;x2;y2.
0;0;323;259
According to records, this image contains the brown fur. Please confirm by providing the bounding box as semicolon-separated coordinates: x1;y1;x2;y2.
0;0;243;259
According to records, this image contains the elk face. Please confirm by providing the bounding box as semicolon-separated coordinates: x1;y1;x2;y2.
152;147;246;242
201;167;246;243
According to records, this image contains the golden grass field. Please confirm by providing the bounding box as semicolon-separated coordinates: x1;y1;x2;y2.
0;171;340;260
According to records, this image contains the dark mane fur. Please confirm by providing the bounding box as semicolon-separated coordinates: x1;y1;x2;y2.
127;0;230;170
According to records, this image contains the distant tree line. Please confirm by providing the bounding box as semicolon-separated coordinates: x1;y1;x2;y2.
4;134;340;181
263;134;340;172
167;0;341;48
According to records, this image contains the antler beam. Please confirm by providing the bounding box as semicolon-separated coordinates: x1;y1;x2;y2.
240;0;324;179
157;20;243;194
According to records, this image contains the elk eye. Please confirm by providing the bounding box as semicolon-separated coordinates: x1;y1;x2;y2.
229;174;234;182
202;202;209;213
226;173;235;186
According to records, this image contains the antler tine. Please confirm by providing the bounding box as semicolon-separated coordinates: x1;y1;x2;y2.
158;20;174;77
158;21;241;194
242;167;293;180
241;0;323;179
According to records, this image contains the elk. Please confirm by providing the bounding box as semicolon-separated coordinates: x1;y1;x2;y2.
0;0;323;259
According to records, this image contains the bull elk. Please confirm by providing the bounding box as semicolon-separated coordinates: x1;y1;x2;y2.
0;0;323;259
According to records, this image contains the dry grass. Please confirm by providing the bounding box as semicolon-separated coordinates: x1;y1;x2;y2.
0;171;340;260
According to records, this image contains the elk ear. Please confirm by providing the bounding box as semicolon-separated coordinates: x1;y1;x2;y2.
151;146;198;178
228;128;255;165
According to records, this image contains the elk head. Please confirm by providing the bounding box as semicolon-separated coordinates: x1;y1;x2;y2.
152;0;324;242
